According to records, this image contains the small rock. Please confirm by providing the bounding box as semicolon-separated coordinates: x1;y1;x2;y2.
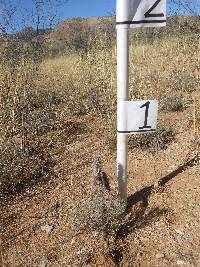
41;224;54;234
175;228;184;235
71;237;75;245
153;180;160;189
176;234;184;245
38;257;49;267
177;259;186;265
156;253;165;259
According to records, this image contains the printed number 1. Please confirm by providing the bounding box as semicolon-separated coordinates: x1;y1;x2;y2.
139;101;151;129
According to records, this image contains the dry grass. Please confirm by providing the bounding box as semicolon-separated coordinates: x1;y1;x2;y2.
195;70;200;134
38;35;199;116
1;33;198;192
39;49;116;116
0;46;61;192
0;23;199;266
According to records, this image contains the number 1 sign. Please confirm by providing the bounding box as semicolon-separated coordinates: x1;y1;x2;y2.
118;100;158;134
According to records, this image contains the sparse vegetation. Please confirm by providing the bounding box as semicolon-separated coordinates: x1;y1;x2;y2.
0;15;199;267
128;126;175;151
70;186;126;238
0;42;63;193
161;95;184;112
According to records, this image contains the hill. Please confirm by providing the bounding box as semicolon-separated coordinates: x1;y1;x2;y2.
0;16;199;57
45;16;199;55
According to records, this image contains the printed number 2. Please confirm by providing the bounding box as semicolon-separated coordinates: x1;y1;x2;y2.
139;101;151;129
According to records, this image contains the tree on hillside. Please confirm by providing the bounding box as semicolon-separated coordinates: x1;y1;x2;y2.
0;0;68;34
0;0;17;34
31;0;68;34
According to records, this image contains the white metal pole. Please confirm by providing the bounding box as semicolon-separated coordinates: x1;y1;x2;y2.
117;26;129;203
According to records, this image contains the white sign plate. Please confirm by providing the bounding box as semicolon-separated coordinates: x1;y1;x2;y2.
116;0;166;29
118;100;158;134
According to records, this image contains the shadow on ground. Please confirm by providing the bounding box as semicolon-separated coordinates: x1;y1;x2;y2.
127;155;198;209
110;156;198;266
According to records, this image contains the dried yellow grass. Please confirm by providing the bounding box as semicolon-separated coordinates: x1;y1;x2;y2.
38;35;199;115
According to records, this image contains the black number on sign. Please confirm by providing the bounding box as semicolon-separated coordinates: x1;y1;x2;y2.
139;101;151;129
144;0;164;18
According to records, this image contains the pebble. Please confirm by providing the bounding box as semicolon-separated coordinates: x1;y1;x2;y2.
175;228;184;235
38;257;49;267
177;259;186;265
176;234;184;245
156;253;165;259
41;224;54;234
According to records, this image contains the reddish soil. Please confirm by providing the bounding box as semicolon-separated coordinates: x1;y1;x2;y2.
0;107;199;267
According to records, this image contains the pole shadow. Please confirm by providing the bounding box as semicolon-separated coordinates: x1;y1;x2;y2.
115;156;198;242
127;155;198;209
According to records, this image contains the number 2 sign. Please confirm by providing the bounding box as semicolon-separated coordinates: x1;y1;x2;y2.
116;0;166;29
118;100;158;134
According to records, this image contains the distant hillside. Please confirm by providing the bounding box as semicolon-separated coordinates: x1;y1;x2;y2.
0;16;199;57
44;15;199;55
49;15;199;39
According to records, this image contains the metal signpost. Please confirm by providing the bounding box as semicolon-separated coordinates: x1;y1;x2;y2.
116;0;167;202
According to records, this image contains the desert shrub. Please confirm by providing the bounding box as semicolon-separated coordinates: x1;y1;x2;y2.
0;52;59;193
129;126;175;152
87;17;115;51
70;157;126;238
194;93;200;161
46;17;90;55
105;119;175;152
70;186;126;238
148;127;175;152
196;74;200;131
197;98;200;131
161;95;184;112
45;17;116;56
0;139;54;193
104;117;117;151
166;70;198;93
0;38;45;68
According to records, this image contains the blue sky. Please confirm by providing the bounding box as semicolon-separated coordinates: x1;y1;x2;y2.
12;0;115;19
0;0;115;32
0;0;199;33
26;0;199;19
62;0;115;19
6;0;200;20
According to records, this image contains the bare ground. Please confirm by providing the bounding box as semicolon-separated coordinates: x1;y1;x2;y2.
0;106;200;267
